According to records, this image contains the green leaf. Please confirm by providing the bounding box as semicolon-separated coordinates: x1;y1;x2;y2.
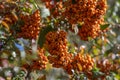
72;0;77;4
78;24;82;29
55;0;60;2
12;77;22;80
20;0;26;2
92;67;104;78
29;0;34;3
38;25;54;48
104;49;112;57
100;24;110;30
22;8;32;13
93;71;104;78
92;67;100;72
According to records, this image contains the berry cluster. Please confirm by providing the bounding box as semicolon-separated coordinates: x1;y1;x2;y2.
64;53;94;74
45;30;72;68
85;60;119;80
63;0;107;24
17;10;41;39
45;30;94;74
63;0;107;40
96;60;118;79
78;18;104;40
31;48;48;70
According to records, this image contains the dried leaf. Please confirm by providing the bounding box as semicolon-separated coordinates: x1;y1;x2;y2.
77;63;82;71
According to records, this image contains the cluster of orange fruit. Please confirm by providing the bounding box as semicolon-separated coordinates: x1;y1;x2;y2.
31;48;48;70
78;18;105;40
17;10;41;39
64;0;107;40
45;30;72;68
64;53;94;75
22;48;48;70
0;1;41;39
45;30;94;75
96;60;118;79
85;60;118;80
42;0;107;40
63;0;107;24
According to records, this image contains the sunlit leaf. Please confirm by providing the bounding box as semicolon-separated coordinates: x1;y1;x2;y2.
45;63;52;72
93;48;100;55
115;74;120;80
96;39;102;45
